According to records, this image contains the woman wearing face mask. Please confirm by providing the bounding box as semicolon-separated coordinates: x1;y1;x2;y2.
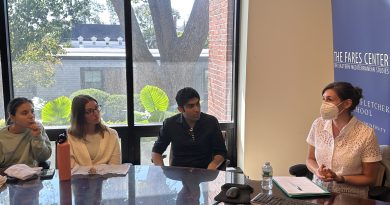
0;97;52;168
306;82;381;198
67;95;121;168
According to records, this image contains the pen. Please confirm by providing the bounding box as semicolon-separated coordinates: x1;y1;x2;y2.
289;182;303;191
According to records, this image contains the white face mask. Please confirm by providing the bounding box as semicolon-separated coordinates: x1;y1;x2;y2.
320;101;344;120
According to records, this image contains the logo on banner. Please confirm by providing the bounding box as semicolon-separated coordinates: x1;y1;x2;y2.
334;51;389;75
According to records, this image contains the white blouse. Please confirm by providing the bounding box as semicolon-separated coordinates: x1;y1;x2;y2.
307;116;382;198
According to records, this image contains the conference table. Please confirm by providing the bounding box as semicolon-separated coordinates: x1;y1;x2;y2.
0;165;389;205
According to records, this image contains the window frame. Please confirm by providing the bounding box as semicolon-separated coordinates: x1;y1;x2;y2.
0;0;240;167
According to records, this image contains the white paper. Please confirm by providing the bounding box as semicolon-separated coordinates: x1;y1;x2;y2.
4;164;42;180
273;176;328;195
71;163;131;175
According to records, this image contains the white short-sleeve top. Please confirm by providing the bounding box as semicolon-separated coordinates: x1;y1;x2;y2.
307;116;382;198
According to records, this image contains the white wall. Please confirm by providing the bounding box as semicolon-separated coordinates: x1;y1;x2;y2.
238;0;334;179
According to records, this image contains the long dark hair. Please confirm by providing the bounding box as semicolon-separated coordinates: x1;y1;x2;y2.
322;81;363;113
6;97;33;125
68;95;107;139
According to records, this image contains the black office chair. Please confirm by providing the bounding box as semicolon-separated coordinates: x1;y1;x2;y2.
368;145;390;202
289;164;313;180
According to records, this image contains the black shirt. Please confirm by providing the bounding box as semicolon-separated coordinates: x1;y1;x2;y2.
152;112;227;169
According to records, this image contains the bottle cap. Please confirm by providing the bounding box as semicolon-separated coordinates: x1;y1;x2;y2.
57;133;67;144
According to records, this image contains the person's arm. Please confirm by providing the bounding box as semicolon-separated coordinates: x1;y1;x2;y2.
67;133;79;169
324;128;382;185
69;142;76;169
207;155;224;170
30;124;52;163
152;152;164;166
70;154;78;169
108;130;121;165
306;145;327;180
151;121;171;166
208;119;227;170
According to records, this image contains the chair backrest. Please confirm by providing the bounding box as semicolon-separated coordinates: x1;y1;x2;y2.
218;130;230;170
374;162;386;187
221;130;227;141
368;145;390;202
288;164;313;180
379;145;390;187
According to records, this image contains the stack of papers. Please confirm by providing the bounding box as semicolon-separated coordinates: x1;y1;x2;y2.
71;164;131;175
273;176;330;198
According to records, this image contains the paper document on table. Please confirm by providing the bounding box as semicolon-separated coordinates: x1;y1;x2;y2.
273;176;330;198
71;163;131;175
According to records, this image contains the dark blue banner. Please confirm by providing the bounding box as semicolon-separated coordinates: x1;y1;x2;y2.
332;0;390;144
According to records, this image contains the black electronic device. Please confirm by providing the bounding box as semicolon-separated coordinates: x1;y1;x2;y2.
6;174;39;183
6;176;18;183
40;169;55;180
251;193;318;205
226;187;240;199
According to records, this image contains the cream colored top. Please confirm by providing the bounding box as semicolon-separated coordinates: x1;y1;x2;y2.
85;133;101;160
68;127;121;168
307;116;382;198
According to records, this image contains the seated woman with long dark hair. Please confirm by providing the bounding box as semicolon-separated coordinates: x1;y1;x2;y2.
0;97;51;168
67;95;121;168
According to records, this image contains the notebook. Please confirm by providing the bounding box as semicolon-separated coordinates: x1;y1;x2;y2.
273;176;331;198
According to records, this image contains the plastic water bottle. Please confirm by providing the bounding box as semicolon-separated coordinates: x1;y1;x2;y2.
261;162;273;190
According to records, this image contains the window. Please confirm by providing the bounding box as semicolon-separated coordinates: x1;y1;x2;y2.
132;0;235;124
8;0;127;127
132;0;237;164
2;0;238;165
81;69;103;89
